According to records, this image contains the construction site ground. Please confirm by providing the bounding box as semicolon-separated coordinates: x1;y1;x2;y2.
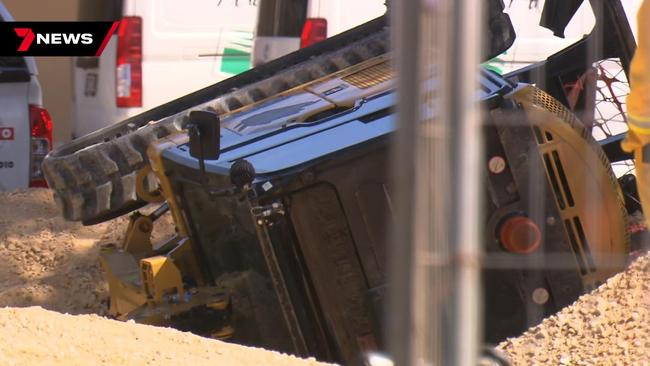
0;188;649;365
0;189;331;365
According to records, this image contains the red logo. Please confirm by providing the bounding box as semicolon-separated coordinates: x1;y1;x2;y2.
14;28;35;52
0;127;15;140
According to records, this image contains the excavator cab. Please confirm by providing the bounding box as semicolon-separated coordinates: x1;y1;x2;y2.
42;1;637;365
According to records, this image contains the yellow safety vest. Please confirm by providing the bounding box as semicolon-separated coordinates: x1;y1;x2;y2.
628;0;650;135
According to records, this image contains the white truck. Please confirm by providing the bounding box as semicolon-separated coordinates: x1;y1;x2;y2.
0;1;52;191
252;0;386;66
72;0;388;138
72;0;260;138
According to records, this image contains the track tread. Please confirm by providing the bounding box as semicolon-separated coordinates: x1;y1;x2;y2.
43;30;389;223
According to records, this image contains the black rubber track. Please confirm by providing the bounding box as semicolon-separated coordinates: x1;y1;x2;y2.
42;18;389;224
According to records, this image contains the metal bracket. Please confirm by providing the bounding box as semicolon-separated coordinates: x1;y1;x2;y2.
122;213;154;256
251;202;285;224
136;165;165;204
122;203;170;256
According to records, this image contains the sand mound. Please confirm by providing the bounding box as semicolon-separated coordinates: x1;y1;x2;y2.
0;189;127;314
0;189;175;314
0;189;332;365
499;253;650;365
0;306;332;366
4;188;650;365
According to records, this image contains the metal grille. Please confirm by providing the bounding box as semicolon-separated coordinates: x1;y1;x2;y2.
522;86;629;291
532;88;584;130
342;61;393;89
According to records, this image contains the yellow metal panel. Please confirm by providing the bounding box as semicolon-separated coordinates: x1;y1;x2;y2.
140;255;184;303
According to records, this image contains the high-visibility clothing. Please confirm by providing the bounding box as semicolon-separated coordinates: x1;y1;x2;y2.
622;0;650;228
626;0;650;138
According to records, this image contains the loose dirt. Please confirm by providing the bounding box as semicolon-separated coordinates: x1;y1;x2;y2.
0;189;332;365
0;188;125;314
4;188;650;365
498;253;650;365
0;306;331;366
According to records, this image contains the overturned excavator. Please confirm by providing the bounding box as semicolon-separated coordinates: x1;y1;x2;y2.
43;1;637;365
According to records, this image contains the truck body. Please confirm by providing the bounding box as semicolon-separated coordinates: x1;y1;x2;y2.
0;0;52;190
73;0;259;138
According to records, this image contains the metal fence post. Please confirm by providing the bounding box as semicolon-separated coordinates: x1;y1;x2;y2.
389;0;483;364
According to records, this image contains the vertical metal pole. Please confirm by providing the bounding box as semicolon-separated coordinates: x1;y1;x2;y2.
388;0;421;364
389;0;482;365
447;1;483;365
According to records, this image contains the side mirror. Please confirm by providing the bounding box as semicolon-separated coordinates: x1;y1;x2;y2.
188;110;221;160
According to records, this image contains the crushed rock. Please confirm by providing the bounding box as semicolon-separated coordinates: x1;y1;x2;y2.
498;253;650;365
10;189;649;365
0;189;173;314
0;190;333;365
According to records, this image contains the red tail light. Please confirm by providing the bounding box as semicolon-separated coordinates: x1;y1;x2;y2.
300;18;327;48
116;16;142;107
29;104;53;188
499;215;542;254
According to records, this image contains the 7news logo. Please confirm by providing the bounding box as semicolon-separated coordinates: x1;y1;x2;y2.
0;21;118;56
14;28;94;52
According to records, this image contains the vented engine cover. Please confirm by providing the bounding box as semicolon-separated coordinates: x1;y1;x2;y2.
513;85;629;289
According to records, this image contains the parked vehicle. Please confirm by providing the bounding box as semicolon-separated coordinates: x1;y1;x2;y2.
72;0;259;137
252;0;386;66
0;1;52;191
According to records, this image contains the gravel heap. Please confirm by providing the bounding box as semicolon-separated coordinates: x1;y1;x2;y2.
498;253;650;365
0;306;332;366
0;189;175;314
0;190;332;365
4;189;650;365
0;189;127;314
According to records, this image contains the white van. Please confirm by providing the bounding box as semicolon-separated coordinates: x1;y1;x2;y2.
252;0;386;66
0;1;52;190
72;0;259;138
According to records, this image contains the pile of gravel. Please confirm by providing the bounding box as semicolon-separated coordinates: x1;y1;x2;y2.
5;189;648;365
0;306;332;366
0;189;127;314
0;189;172;314
498;253;650;365
0;189;332;365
